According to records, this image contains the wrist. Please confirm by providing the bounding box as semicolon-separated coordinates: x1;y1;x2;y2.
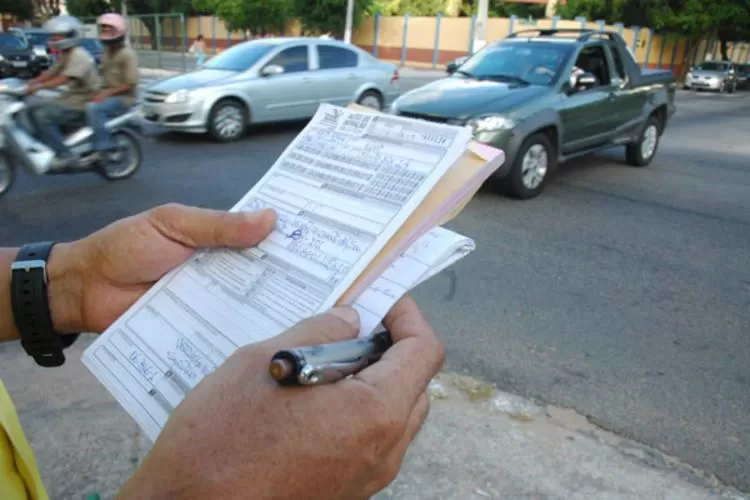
46;242;86;334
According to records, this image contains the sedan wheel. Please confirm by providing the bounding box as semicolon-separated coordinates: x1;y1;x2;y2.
208;100;247;143
357;90;383;111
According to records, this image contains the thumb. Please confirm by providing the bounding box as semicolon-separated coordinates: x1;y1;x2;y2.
148;203;277;249
262;307;361;352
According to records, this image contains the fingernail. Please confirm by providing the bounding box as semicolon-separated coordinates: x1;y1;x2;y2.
326;306;360;327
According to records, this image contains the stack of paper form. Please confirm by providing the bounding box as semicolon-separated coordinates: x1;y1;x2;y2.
81;103;506;442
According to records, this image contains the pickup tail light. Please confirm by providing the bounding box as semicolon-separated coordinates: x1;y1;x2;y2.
390;68;399;83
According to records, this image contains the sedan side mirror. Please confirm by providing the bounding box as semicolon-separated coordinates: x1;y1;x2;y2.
260;64;284;77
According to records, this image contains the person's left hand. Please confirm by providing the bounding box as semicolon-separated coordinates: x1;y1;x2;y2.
91;92;108;103
49;203;276;334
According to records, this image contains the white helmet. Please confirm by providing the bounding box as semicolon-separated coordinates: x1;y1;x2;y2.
43;15;83;50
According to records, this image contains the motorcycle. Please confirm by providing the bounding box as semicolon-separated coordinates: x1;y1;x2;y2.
0;78;142;197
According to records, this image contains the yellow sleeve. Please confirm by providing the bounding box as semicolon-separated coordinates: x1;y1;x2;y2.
0;379;49;500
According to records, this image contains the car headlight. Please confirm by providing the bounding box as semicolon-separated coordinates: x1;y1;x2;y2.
686;72;693;79
467;115;515;134
164;89;195;104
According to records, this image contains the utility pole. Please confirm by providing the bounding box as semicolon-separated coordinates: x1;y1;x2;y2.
475;0;489;53
344;0;354;43
122;2;131;48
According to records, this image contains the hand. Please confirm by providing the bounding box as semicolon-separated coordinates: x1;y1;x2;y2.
117;295;445;499
48;203;276;334
25;83;39;95
91;92;108;103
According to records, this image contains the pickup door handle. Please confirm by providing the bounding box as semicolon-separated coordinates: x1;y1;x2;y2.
347;73;357;79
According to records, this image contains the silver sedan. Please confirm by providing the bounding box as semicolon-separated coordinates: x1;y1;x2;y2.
140;37;401;142
683;61;738;93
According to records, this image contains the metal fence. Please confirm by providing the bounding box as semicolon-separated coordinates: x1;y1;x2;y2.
85;12;750;75
83;13;195;73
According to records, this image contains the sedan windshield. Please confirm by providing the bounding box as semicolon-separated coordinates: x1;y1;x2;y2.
203;41;275;71
457;42;575;85
696;62;729;72
0;34;27;49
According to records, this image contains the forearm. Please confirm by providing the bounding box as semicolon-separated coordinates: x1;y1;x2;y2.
0;244;84;343
35;74;68;90
98;83;134;99
29;69;54;86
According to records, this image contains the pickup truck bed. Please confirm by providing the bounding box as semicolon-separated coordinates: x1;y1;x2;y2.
638;68;677;86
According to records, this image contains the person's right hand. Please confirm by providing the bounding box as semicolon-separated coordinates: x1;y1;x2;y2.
24;83;38;95
117;295;444;500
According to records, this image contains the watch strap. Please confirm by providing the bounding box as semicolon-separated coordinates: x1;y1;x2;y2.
11;241;78;367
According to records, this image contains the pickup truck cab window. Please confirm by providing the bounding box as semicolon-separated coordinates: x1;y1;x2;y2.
606;41;627;81
571;44;612;90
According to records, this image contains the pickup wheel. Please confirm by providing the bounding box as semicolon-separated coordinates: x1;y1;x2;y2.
504;132;556;200
626;115;661;167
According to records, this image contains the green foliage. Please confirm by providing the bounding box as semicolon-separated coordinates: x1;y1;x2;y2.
192;0;292;33
368;0;445;16
367;0;545;17
65;0;111;17
66;0;197;18
558;0;750;47
293;0;374;36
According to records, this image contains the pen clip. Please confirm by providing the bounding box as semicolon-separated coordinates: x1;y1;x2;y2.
299;356;370;385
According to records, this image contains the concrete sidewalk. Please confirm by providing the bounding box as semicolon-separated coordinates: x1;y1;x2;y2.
2;335;747;499
377;372;749;500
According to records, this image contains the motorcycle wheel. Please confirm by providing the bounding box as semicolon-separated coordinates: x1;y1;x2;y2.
0;153;15;197
98;129;142;180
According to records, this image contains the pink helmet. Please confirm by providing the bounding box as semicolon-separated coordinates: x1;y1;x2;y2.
97;13;127;44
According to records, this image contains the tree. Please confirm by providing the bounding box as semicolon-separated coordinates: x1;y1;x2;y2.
293;0;374;37
192;0;292;35
0;0;34;21
557;0;750;71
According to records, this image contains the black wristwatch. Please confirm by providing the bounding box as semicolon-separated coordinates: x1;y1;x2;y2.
10;241;80;367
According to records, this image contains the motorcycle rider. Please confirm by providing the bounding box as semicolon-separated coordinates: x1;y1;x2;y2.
25;15;99;169
86;13;139;158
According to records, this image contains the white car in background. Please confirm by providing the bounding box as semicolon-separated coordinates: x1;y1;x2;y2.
141;37;401;142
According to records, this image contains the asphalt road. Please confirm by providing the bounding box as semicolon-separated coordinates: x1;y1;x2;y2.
1;76;749;494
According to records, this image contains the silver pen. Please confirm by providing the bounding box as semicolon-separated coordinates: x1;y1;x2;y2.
269;330;393;386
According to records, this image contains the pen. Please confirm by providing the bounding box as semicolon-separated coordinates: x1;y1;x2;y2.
269;330;393;386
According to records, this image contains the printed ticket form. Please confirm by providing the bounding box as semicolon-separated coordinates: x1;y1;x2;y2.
82;103;473;441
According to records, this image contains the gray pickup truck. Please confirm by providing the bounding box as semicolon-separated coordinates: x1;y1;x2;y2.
391;29;677;199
